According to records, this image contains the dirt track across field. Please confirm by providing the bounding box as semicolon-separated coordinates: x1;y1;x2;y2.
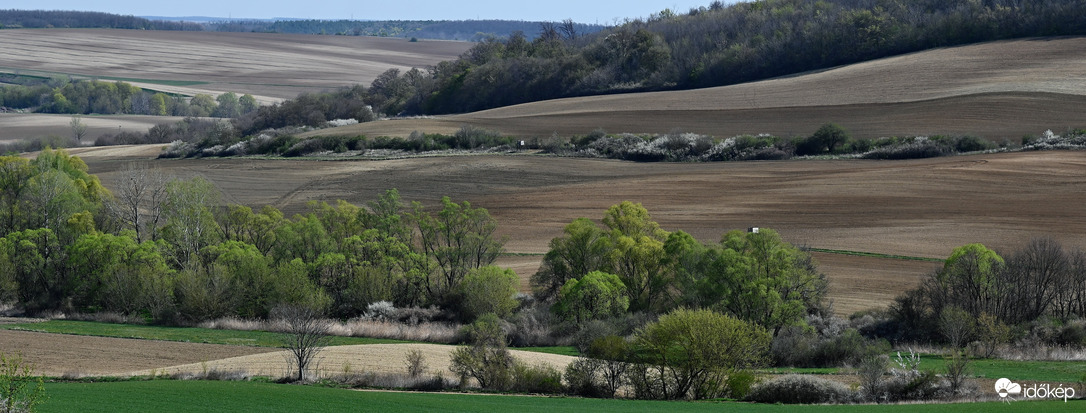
71;148;1086;315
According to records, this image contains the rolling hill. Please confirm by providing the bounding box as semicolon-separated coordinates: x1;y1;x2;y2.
0;28;471;103
317;37;1086;140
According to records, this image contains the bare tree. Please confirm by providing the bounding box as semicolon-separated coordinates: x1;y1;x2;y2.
538;21;560;42
559;19;578;40
109;163;168;242
939;306;975;350
70;115;88;144
274;305;332;382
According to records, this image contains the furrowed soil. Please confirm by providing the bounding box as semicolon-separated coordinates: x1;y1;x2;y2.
0;329;275;377
73;148;1086;316
319;37;1086;140
0;29;471;101
0;113;190;142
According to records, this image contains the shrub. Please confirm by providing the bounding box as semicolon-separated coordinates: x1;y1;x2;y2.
510;363;564;394
564;358;606;397
405;349;426;378
745;374;857;404
0;352;45;413
861;138;951;160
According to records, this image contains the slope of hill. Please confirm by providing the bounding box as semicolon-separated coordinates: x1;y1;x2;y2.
321;37;1086;140
0;28;471;101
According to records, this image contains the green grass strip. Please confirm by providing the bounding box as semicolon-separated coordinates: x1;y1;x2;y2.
1;320;405;347
763;353;1086;383
37;380;1083;413
807;248;943;262
0;320;575;356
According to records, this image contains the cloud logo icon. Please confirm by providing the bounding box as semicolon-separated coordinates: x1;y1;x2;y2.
995;378;1022;398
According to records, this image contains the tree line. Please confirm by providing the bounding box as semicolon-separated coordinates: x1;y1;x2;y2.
0;9;200;30
0;10;603;42
0;78;258;118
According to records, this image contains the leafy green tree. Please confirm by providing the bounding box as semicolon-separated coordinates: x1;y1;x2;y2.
67;232;170;314
410;197;504;306
531;217;611;302
213;92;240;118
603;201;670;311
0;156;33;236
458;266;519;321
554;271;628;323
0;228;69;311
718;229;827;334
272;213;333;264
239;94;259;114
633;308;770;400
937;243;1005;317
150;93;169;116
188;93;217;117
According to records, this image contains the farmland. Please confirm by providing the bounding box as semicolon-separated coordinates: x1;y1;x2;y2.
5;15;1086;410
0;29;471;102
319;37;1086;140
67;147;1086;316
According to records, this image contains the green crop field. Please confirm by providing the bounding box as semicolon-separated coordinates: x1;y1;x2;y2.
1;320;405;347
36;380;1082;413
0;320;577;355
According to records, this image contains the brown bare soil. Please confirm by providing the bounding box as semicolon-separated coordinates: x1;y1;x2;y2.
75;149;1086;314
321;37;1086;140
0;113;190;142
0;29;470;101
129;343;576;379
0;329;276;376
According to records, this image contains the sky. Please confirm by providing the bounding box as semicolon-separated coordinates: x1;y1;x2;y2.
19;1;731;25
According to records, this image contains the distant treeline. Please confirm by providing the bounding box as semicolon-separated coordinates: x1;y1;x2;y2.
385;0;1086;115
0;10;604;41
0;9;200;30
0;77;258;117
209;19;605;41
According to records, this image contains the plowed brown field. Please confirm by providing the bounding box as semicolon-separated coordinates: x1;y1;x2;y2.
0;329;275;376
0;29;470;101
73;148;1086;315
322;37;1086;140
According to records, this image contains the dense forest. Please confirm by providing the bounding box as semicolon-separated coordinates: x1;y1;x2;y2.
368;0;1086;115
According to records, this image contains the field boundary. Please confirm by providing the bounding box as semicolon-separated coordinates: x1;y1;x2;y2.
808;248;943;262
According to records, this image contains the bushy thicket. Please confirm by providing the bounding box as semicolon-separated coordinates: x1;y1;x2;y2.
386;0;1086;115
547;125;1000;162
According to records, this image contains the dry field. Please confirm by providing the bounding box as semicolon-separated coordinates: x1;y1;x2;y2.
0;329;275;377
0;28;471;102
0;113;190;142
321;37;1086;140
129;343;577;379
71;147;1086;315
